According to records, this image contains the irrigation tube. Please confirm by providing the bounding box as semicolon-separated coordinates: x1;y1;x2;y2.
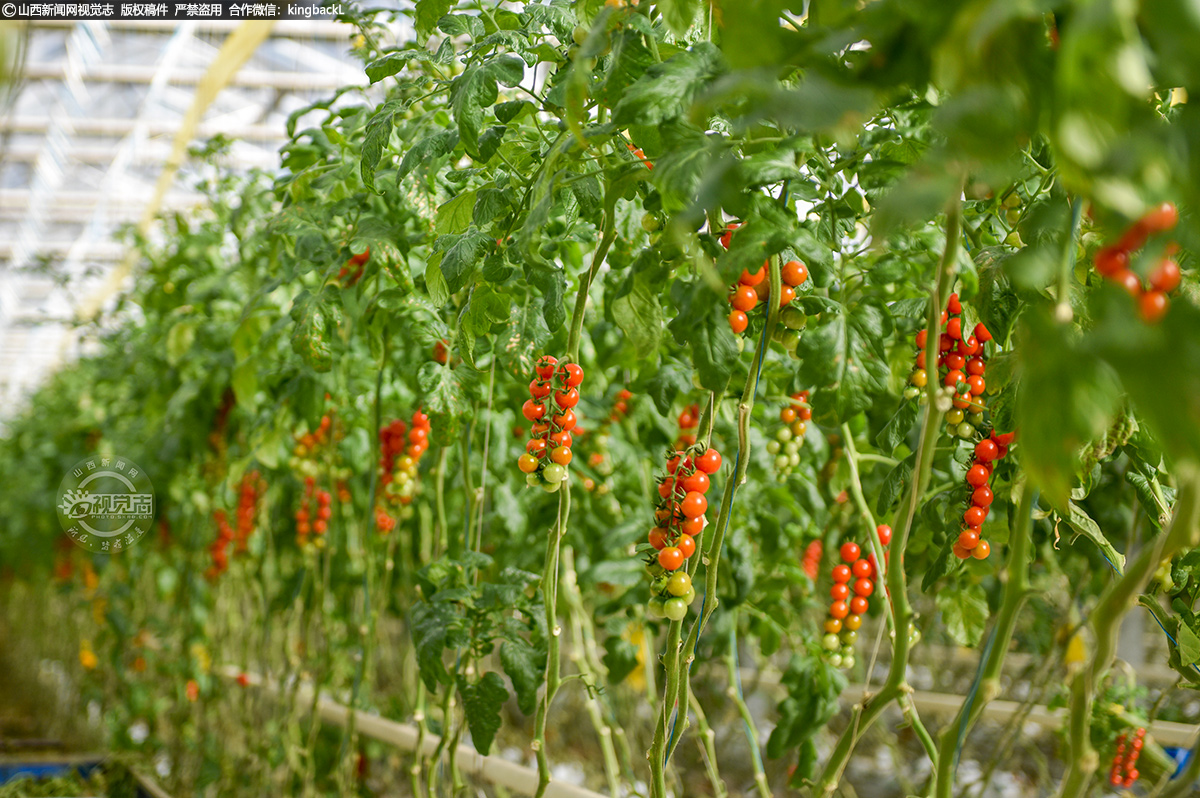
217;667;608;798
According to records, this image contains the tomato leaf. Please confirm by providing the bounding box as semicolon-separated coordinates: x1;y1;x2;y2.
644;359;693;416
450;56;526;157
458;671;508;755
499;638;545;716
361;99;407;193
397;130;460;182
876;401;918;455
936;583;989;647
612;272;663;355
613;43;724;127
796;301;891;424
413;0;452;38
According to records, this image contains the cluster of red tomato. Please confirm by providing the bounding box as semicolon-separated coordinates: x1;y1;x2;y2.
821;525;889;669
293;413;333;460
676;403;700;447
432;338;450;365
605;387;632;424
295;476;333;550
767;390;811;479
206;510;236;581
517;356;584;492
645;446;722;620
953;433;1013;560
232;471;263;554
720;224;809;334
907;295;993;432
336;247;370;287
1094;202;1180;323
1109;727;1145;788
801;539;822;581
375;413;431;531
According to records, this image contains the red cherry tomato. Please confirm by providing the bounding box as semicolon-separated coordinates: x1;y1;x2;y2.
522;400;546;421
681;517;704;536
677;535;696;558
681;492;708;519
1114;269;1143;297
530;380;551;399
1150;259;1181;293
947;317;962;340
658;547;684;571
728;310;749;334
972;486;993;506
975;439;999;461
876;524;892;545
829;600;849;620
779;285;796;306
682;471;710;494
782;260;809;287
966;356;986;376
947;293;962;314
966;464;989;487
536;355;558;379
649;527;668;550
554;388;580;408
944;369;965;389
550;446;573;465
731;284;758;312
739;264;766;286
840;542;860;563
1139;290;1169;323
964;505;987;527
958;528;980;549
915;329;927;348
974;322;992;342
852;558;873;579
527;438;548;456
945;353;966;370
1094;246;1129;277
853;578;873;597
966;374;986;395
849;596;869;615
553;409;578;431
831;583;850;601
695;448;722;474
953;543;972;560
831;564;852;583
972;540;991;559
560;362;585;388
957;336;980;356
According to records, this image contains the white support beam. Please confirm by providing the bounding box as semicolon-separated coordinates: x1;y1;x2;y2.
0;115;288;140
23;61;368;89
1;140;281;166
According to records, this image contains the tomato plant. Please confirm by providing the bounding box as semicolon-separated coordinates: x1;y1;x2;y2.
5;2;1200;797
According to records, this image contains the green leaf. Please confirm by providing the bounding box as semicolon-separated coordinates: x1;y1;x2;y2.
440;229;492;293
876;401;918;455
436;190;478;235
398;130;461;182
289;291;336;372
644;359;692;416
876;453;914;516
1178;622;1200;667
602;635;640;685
361;99;406;193
1063;500;1125;571
166;320;196;366
613;43;724;127
796;301;891;424
231;360;258;409
681;306;737;394
418;362;465;415
426;258;450;307
459;285;511;367
412;600;459;690
414;0;452;38
499;638;545;715
657;0;702;37
936;583;989;647
612;272;663;355
450;56;526;156
365;49;433;83
458;672;509;755
499;295;551;377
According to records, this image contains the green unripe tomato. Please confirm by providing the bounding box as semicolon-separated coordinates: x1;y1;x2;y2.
841;654;856;670
903;386;920;400
827;653;842;668
839;630;858;646
666;572;692;597
647;597;667;618
543;463;567;483
572;25;588;45
736;337;745;353
1005;208;1021;225
526;473;541;487
651;573;670;594
766;440;781;455
776;427;793;443
946;408;965;425
1003;192;1022;209
789;452;800;467
646;562;665;578
681;586;696;605
781;307;807;330
784;440;800;455
956;422;975;439
542;479;562;493
641;212;662;233
775;454;790;470
663;597;688;621
778;329;800;349
822;633;840;651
